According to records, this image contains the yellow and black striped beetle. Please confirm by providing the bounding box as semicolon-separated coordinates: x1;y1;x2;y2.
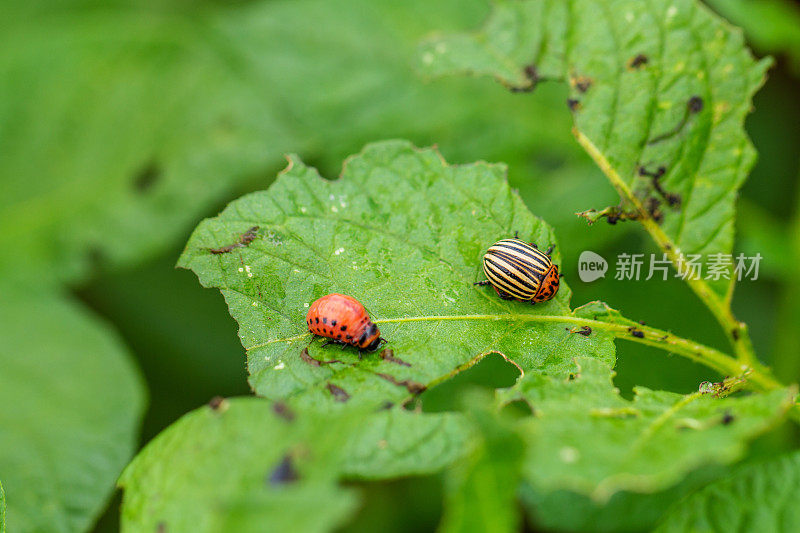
474;237;561;303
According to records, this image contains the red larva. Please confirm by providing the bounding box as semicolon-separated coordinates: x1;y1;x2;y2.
306;294;384;351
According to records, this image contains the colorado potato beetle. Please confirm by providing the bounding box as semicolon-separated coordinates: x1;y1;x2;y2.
306;294;384;351
474;238;560;303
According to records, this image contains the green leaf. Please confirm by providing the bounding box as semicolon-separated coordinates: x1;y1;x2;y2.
0;480;5;533
439;402;525;533
419;0;769;301
0;0;581;287
179;140;616;410
119;398;469;531
656;450;800;532
119;398;358;533
498;357;793;501
0;286;145;533
342;408;474;479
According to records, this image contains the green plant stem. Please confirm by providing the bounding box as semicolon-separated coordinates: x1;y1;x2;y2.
247;312;781;392
373;313;780;391
575;130;759;368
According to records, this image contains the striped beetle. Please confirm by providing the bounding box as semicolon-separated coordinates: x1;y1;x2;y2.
474;237;560;303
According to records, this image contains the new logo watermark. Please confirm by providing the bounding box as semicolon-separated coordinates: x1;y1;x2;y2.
578;251;608;282
577;252;762;282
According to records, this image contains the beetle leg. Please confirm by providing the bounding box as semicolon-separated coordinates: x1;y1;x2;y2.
545;244;555;257
514;230;519;239
340;343;348;351
473;280;491;286
321;340;334;348
493;286;515;301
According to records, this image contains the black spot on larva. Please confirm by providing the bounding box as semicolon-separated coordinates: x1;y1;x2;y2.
268;454;299;485
336;334;342;339
315;317;319;324
340;325;347;331
331;319;337;326
346;334;352;340
322;317;328;324
688;95;704;113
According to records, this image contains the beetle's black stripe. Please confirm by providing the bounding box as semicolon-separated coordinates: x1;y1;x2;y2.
490;240;551;269
483;256;539;290
480;238;556;301
483;257;538;299
484;266;532;299
491;250;548;278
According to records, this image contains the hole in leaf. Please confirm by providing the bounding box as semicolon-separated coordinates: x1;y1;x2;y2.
418;352;521;413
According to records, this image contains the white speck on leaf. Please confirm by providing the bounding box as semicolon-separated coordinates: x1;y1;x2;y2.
422;52;434;64
435;42;447;54
274;361;285;370
559;446;580;463
334;247;345;255
666;5;677;18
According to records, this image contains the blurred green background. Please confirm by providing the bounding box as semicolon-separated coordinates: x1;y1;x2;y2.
2;0;799;531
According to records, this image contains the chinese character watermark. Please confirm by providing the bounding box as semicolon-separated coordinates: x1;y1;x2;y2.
578;252;762;282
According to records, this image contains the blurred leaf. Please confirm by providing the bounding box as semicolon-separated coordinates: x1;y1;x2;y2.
179;141;616;411
735;199;792;280
342;409;474;479
419;0;769;301
655;450;800;532
119;398;469;532
521;464;727;533
439;404;524;533
0;286;145;533
119;398;358;533
706;0;800;72
0;481;4;533
0;0;585;288
498;357;793;501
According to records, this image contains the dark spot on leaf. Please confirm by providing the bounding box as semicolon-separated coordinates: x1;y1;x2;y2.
628;53;648;69
731;328;740;341
381;401;395;410
208;396;226;411
722;411;735;425
300;348;321;367
573;76;592;93
376;373;426;394
567;98;581;111
568;373;576;381
133;160;160;193
524;64;539;82
157;522;167;533
577;326;592;336
272;401;295;422
268;454;299;485
688;95;704;113
628;327;645;339
638;320;646;326
327;383;350;402
380;349;411;367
